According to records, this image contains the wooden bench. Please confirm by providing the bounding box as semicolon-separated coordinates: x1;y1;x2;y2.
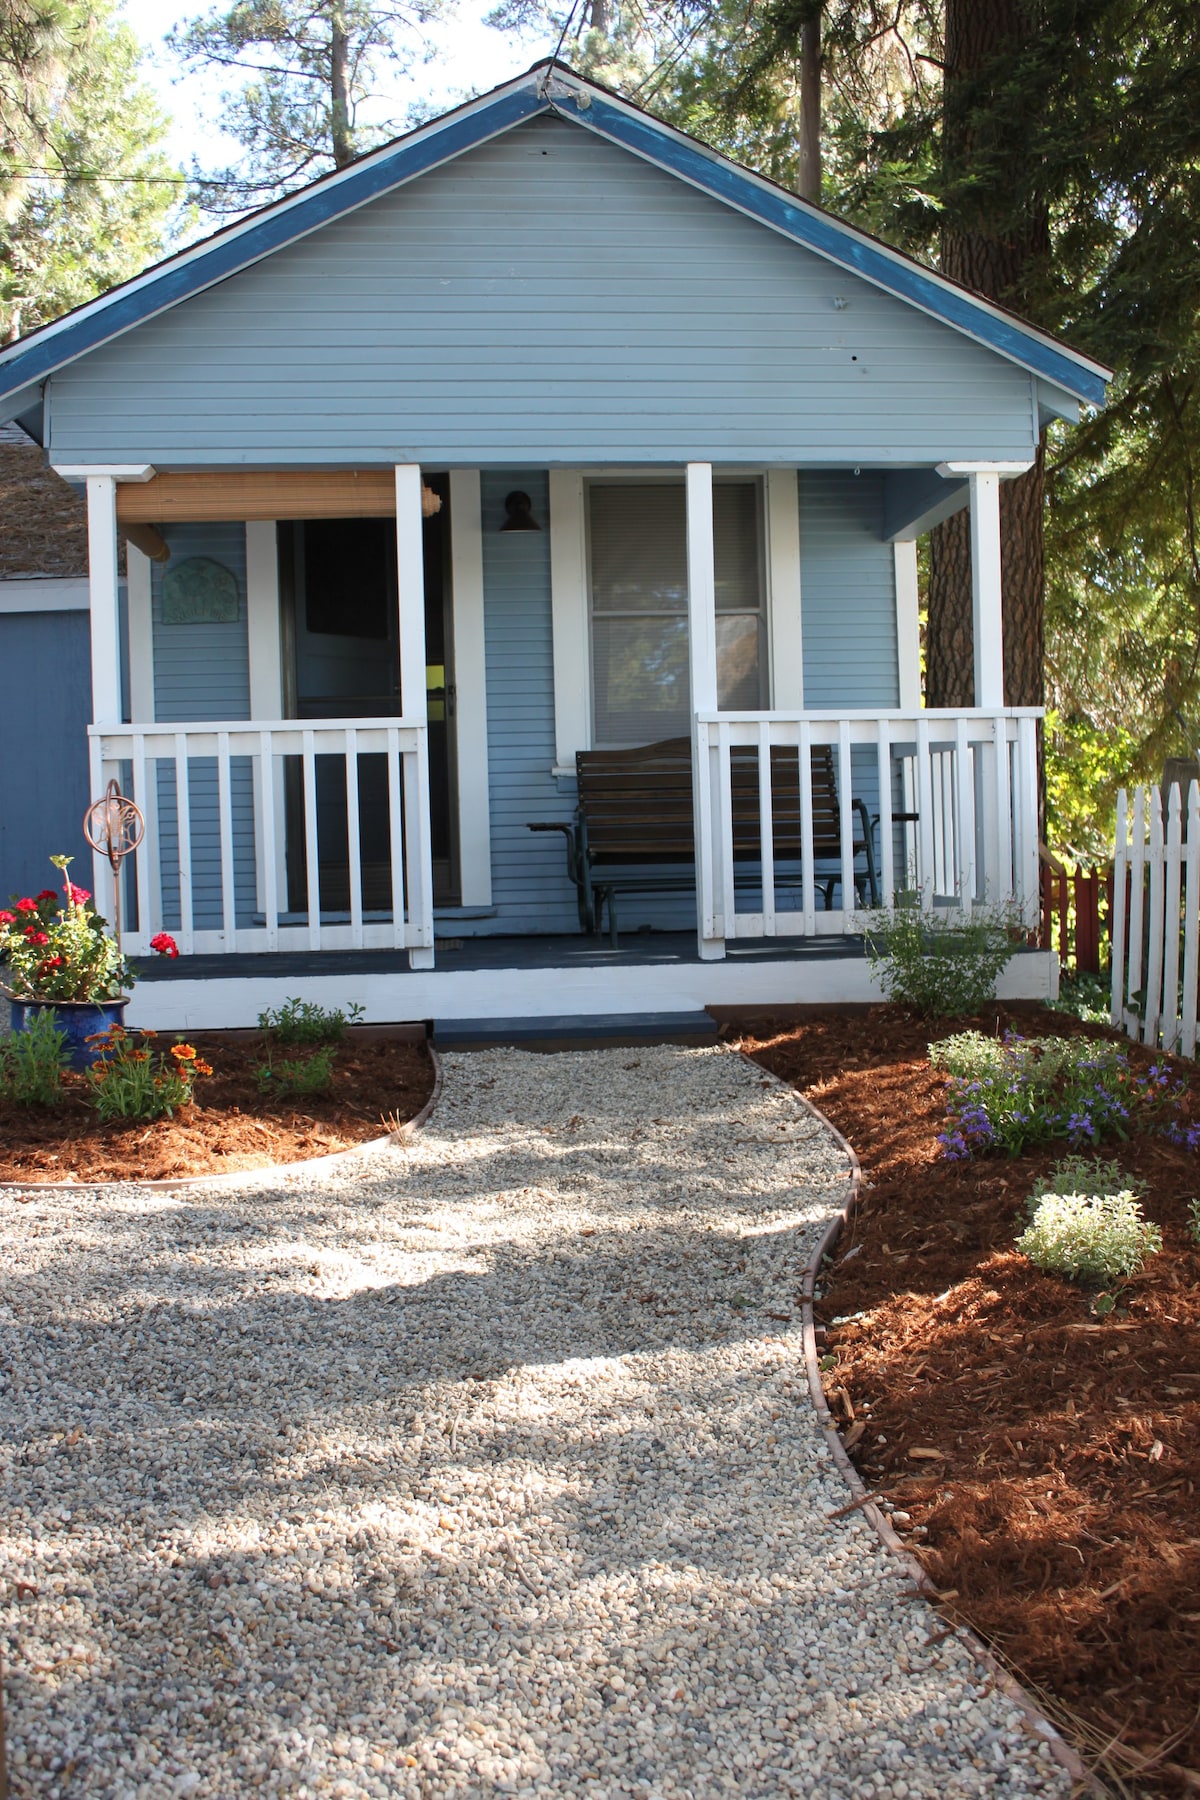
530;736;880;945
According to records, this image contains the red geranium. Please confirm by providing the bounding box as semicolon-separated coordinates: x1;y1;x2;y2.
150;932;180;959
36;889;57;902
15;897;37;913
23;928;49;945
66;884;91;904
0;910;14;926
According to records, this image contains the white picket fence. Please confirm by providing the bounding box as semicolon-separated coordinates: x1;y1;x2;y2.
1111;781;1200;1055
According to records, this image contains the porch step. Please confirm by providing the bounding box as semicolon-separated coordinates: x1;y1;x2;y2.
432;1010;720;1051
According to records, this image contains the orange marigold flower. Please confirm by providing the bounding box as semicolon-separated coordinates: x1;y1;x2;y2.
170;1043;197;1061
131;1050;150;1063
194;1060;214;1077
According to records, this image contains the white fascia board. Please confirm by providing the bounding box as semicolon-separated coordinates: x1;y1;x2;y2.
0;577;91;613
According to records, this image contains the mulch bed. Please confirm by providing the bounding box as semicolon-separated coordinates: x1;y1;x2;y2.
0;1031;435;1182
732;1004;1200;1797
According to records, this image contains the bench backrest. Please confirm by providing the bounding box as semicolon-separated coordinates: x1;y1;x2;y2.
575;737;852;865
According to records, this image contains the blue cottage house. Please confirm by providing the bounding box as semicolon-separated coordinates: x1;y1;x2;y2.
0;63;1110;1030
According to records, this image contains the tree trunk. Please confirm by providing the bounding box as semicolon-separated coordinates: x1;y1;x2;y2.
797;12;821;204
926;0;1049;710
329;1;352;168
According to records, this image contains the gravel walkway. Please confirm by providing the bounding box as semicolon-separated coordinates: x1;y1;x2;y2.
1;1044;1070;1800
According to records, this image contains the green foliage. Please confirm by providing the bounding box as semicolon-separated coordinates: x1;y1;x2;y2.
0;857;131;1003
169;0;443;213
860;903;1018;1018
0;1010;67;1107
1026;1152;1144;1220
1049;970;1112;1026
86;1030;213;1123
257;996;363;1045
254;1043;337;1097
1016;1189;1162;1285
1186;1197;1200;1245
930;1030;1182;1159
0;0;181;340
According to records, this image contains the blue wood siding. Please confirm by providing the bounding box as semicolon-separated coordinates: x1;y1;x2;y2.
151;525;257;931
48;117;1037;469
480;470;580;934
0;610;93;889
799;472;898;709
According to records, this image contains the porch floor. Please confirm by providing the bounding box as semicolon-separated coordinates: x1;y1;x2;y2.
135;929;869;983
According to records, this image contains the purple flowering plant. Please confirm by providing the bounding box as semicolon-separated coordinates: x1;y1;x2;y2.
929;1031;1192;1161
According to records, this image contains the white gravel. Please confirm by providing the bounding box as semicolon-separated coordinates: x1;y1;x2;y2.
1;1043;1070;1799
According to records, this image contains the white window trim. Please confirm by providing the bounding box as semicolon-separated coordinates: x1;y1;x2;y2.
126;545;154;721
549;467;802;773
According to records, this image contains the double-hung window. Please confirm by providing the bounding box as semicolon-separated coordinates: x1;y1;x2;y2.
587;478;767;746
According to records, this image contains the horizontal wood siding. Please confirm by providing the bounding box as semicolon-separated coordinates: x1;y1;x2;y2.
480;471;581;934
0;611;93;885
151;524;257;931
50;117;1036;468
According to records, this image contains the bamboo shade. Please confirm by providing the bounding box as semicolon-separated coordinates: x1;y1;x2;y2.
116;470;412;523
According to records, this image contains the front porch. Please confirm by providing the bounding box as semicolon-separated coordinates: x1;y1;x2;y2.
125;928;1058;1032
79;459;1042;1011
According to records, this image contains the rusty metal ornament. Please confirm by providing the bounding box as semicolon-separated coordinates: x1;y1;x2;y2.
83;781;145;950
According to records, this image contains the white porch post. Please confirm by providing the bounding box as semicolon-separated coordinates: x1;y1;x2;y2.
83;475;123;922
395;463;436;970
686;461;724;960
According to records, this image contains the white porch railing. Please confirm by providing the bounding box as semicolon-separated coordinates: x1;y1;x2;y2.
88;718;435;960
694;708;1042;945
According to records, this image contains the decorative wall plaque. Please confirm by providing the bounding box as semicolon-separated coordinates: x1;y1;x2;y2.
161;556;240;625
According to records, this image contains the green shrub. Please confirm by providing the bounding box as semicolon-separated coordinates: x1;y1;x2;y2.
254;1043;337;1097
0;1011;68;1107
257;996;364;1046
1016;1189;1162;1284
860;903;1019;1018
86;1029;213;1123
1025;1153;1144;1220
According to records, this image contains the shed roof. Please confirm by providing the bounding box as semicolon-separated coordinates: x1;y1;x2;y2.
0;60;1111;428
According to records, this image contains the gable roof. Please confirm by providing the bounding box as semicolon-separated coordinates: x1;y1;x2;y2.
0;61;1110;425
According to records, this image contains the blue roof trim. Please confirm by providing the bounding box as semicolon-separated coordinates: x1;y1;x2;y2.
0;67;1108;415
561;93;1108;408
0;86;547;409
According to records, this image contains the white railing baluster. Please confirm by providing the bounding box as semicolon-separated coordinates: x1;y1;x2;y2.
915;717;935;910
1163;783;1183;1053
798;718;816;933
1144;787;1165;1049
344;726;363;949
875;718;893;911
216;730;236;948
757;718;776;936
1015;715;1039;925
1183;783;1200;1058
953;718;975;911
259;731;279;952
718;721;737;938
693;718;719;944
990;712;1013;904
174;731;194;955
302;727;321;951
387;727;407;949
837;719;854;919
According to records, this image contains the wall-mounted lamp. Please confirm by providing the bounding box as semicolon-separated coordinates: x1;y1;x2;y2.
499;490;541;532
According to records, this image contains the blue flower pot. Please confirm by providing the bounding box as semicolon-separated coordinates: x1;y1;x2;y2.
7;997;129;1071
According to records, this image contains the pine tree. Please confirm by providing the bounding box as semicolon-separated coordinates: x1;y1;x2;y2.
170;0;446;212
0;1;179;342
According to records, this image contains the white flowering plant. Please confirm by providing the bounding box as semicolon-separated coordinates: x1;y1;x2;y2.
1015;1189;1163;1285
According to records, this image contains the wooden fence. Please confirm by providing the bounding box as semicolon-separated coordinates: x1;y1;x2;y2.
1110;782;1200;1056
1039;852;1107;975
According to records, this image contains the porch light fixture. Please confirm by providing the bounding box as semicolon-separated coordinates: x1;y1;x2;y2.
499;490;541;532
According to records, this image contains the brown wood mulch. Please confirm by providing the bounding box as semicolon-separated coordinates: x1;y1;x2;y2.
732;1004;1200;1799
0;1031;435;1182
